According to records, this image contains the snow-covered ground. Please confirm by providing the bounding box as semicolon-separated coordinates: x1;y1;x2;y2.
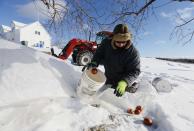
0;39;194;131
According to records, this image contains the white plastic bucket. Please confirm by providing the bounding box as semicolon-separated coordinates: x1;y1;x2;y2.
77;68;106;97
152;77;172;93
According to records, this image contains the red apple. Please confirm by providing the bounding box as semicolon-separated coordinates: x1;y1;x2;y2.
91;68;98;74
135;105;143;112
143;117;153;126
127;108;134;114
134;109;141;115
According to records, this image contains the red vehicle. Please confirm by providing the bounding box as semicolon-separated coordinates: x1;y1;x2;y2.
51;31;112;66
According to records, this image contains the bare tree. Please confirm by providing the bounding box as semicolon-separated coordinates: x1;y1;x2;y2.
170;0;194;44
36;0;194;44
34;0;156;39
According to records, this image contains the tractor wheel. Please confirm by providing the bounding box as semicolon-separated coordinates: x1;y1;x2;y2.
76;51;93;66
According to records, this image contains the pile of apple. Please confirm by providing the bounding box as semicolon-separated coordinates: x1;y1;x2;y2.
127;105;153;126
127;105;143;115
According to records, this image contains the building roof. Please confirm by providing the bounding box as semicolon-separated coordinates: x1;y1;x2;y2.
1;25;11;32
24;21;41;27
3;21;42;31
1;21;50;38
12;20;26;27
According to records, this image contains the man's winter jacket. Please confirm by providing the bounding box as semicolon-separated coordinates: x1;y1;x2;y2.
92;38;141;87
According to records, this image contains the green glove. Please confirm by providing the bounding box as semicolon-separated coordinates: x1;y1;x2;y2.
114;80;128;97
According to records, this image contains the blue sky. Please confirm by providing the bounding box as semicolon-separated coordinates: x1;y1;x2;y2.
0;0;194;58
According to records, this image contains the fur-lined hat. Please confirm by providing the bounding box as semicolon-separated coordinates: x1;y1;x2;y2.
111;24;132;49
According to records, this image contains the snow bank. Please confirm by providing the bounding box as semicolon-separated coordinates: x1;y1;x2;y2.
0;39;80;106
0;97;111;131
1;39;194;131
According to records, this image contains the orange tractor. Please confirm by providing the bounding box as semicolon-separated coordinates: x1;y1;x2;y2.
51;31;112;66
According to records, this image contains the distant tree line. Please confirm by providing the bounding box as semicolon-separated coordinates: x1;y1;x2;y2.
156;57;194;63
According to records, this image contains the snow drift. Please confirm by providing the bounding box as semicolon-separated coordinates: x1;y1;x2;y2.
0;39;81;106
0;39;194;131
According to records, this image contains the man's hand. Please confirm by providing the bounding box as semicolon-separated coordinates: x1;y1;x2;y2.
82;61;98;72
114;80;127;97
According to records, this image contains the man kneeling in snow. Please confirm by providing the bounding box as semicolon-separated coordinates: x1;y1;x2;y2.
84;24;141;97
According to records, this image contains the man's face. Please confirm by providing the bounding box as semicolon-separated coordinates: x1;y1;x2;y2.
114;41;127;48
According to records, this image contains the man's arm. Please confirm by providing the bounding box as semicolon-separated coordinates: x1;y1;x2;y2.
122;48;141;86
92;39;107;65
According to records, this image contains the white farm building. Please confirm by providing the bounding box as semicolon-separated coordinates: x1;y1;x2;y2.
0;20;51;48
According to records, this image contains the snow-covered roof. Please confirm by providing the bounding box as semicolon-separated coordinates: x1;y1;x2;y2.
6;21;44;30
1;25;11;32
12;20;26;27
25;21;41;27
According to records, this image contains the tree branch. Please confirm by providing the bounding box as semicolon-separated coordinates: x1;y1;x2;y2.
117;0;156;16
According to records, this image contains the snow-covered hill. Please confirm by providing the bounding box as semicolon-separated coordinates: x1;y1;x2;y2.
0;39;194;131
